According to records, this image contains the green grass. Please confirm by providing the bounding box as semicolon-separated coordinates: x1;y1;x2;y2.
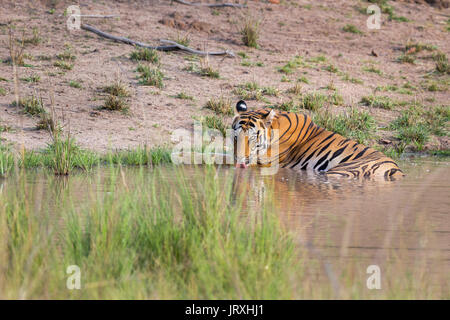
20;74;40;83
174;92;194;100
23;27;41;45
323;64;339;73
103;80;130;97
342;24;363;34
362;65;382;75
397;54;415;64
199;66;220;79
271;100;297;113
405;41;437;53
361;95;397;110
136;64;164;88
205;97;233;116
69;80;82;89
313;108;376;144
286;83;302;95
233;82;278;101
0;144;172;174
277;55;305;74
0;165;305;299
12;95;46;116
389;105;449;151
102;95;129;112
56;48;76;61
297;76;309;84
130;48;159;64
341;73;363;84
433;52;449;74
202;115;227;135
54;60;73;70
375;84;414;95
172;34;190;47
299;92;328;112
48;132;76;175
308;55;327;63
0;145;14;178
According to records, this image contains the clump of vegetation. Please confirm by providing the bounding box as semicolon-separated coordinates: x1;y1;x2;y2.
199;58;220;78
286;83;302;95
12;95;46;116
389;105;449;151
136;64;164;88
23;27;41;45
0;88;6;96
341;73;363;84
233;82;278;101
53;60;73;70
130;47;159;64
329;91;344;106
362;65;382;75
405;41;437;54
172;33;190;47
103;95;129;112
272;100;297;113
56;47;76;61
277;56;304;74
313;108;376;144
205;97;233;116
8;26;26;66
240;16;260;48
0;145;14;178
397;54;415;64
101;78;131;112
375;84;414;95
103;79;130;97
308;55;327;63
297;76;309;84
36;113;57;132
202;115;227;135
299;92;328;112
433;52;449;74
361;95;397;110
69;80;82;89
20;74;40;83
342;24;363;34
421;78;449;92
323;64;339;73
174;92;194;100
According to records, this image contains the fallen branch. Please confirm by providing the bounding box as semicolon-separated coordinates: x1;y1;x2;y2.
80;24;235;57
79;15;119;18
173;0;246;8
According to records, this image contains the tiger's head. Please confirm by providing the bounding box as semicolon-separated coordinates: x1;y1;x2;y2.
232;100;276;168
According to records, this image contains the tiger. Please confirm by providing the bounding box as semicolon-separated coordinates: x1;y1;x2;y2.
232;100;404;179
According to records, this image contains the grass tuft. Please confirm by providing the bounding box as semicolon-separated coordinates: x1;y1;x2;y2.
136;64;164;88
342;24;363;34
205;97;233;116
313;108;376;144
240;17;260;48
130;47;159;64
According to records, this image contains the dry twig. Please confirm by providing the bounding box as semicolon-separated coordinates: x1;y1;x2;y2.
173;0;246;8
81;24;235;57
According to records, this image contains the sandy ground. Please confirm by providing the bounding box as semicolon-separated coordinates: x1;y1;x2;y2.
0;0;448;151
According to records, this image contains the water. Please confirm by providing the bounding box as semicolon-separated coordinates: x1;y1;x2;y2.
1;157;449;296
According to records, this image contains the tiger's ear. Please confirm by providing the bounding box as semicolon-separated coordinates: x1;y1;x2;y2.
264;109;276;126
235;100;247;115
